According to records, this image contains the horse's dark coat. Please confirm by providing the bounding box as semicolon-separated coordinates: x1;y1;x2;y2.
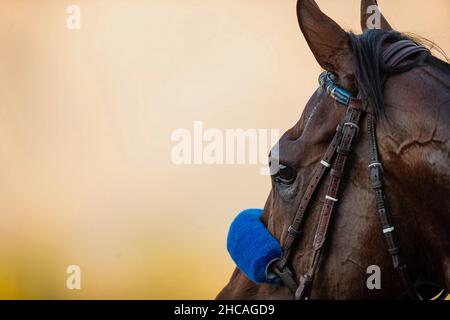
217;0;450;299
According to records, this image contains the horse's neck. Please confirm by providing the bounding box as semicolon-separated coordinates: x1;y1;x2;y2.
422;56;450;91
379;61;450;287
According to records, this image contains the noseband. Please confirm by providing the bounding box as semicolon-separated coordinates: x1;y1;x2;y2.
272;40;440;300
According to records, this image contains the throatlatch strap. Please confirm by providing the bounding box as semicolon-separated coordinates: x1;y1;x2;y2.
367;113;419;300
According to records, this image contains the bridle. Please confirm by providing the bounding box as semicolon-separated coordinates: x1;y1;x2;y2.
272;39;447;300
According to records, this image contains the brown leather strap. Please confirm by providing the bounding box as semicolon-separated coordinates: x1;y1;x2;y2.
295;105;363;300
367;112;419;300
272;103;356;294
376;39;430;300
313;107;363;250
272;262;298;294
278;99;365;266
273;126;343;293
276;122;343;269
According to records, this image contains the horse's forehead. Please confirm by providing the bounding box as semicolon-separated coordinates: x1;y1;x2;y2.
275;90;338;168
302;93;323;134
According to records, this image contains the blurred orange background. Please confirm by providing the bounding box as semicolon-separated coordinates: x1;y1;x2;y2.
0;0;448;299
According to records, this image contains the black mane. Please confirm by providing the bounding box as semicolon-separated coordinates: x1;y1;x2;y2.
348;29;449;118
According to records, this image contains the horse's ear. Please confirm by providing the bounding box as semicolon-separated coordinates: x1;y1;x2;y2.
361;0;392;31
296;0;351;76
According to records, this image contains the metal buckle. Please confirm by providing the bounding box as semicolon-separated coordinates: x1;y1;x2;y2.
383;226;395;234
288;225;303;236
295;274;313;300
368;162;383;170
320;160;331;168
343;122;360;135
325;195;338;203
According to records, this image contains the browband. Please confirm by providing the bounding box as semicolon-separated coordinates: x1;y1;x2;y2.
319;72;353;106
319;40;429;107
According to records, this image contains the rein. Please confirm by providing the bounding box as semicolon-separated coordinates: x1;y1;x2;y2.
272;40;437;300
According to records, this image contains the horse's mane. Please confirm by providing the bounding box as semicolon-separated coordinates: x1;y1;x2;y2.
348;29;450;119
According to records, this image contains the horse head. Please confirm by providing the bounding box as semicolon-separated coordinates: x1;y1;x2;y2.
218;0;450;300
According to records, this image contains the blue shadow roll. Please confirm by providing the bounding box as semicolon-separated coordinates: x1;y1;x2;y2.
226;208;282;284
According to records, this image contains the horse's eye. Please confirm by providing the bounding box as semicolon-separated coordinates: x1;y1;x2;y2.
274;164;296;185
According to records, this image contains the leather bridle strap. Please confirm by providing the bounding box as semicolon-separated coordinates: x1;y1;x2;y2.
295;102;364;300
377;39;432;300
277;124;343;264
273;121;344;293
367;112;419;300
273;99;364;296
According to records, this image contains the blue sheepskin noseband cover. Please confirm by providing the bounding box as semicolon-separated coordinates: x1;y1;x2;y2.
227;209;282;284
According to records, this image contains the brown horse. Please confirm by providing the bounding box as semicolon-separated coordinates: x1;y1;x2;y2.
218;0;450;300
